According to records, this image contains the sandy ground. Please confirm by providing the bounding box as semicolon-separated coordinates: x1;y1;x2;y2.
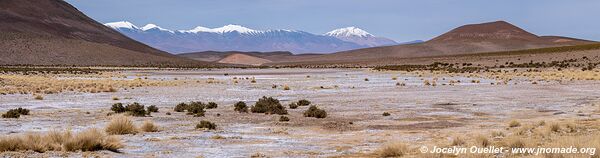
1;68;599;157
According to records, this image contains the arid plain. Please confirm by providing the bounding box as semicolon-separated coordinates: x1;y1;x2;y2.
1;66;599;157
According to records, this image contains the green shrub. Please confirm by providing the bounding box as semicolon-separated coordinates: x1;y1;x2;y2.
206;102;218;109
279;116;290;122
125;102;147;117
289;103;298;109
297;99;311;106
234;101;248;113
383;112;391;116
174;103;188;112
111;103;126;113
147;105;159;113
303;106;327;118
196;120;216;130
251;96;287;115
14;108;29;115
187;102;205;117
2;110;20;118
2;108;30;118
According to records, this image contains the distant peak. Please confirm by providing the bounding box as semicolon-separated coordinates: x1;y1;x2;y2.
212;24;259;34
104;21;138;30
141;24;173;32
180;24;261;34
429;20;538;42
325;27;373;37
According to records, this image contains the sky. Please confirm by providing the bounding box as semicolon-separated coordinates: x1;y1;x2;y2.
66;0;600;42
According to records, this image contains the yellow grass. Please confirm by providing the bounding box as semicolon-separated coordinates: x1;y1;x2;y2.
0;74;179;95
509;120;521;128
33;94;43;100
0;128;122;152
105;115;137;135
375;142;409;157
140;120;159;132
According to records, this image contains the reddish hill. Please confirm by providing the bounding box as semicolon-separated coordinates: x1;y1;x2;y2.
269;21;595;65
217;53;272;66
0;0;205;66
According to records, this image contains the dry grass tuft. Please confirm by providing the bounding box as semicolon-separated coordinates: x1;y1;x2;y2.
105;115;137;135
140;120;159;132
34;94;44;100
375;142;409;157
474;135;490;147
491;131;505;138
508;120;521;128
64;128;123;152
0;128;122;153
451;136;466;146
548;123;561;133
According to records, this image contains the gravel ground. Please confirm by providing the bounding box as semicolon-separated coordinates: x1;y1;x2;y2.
1;68;599;157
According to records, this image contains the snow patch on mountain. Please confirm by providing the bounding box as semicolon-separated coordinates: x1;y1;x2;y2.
141;24;173;33
325;27;372;37
104;21;138;30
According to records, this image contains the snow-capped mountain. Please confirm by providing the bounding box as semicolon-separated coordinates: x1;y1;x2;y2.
104;21;398;54
325;27;397;47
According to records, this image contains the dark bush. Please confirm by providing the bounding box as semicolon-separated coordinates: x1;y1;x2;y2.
196;120;216;130
234;101;248;113
125;102;147;117
174;103;188;112
297;99;311;106
166;112;171;115
251;96;287;115
147;105;159;113
303;106;327;118
383;112;391;116
289;103;298;109
14;108;29;115
279;116;290;122
2;110;21;118
187;101;205;117
111;103;126;113
206;102;218;109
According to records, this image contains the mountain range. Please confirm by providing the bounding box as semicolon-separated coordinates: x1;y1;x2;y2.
104;22;399;54
263;21;595;65
0;0;203;66
0;0;596;67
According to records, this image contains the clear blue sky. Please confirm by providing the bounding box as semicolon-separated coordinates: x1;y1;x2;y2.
66;0;600;42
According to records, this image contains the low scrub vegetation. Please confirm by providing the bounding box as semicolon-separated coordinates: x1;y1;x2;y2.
146;105;159;113
196;120;217;130
303;105;327;118
234;101;248;113
251;96;287;115
382;112;391;116
111;102;149;117
173;102;206;117
2;107;30;118
279;116;290;122
0;128;123;152
206;102;218;109
297;99;311;106
288;103;298;109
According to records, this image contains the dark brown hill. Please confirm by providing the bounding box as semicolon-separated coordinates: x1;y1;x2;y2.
268;21;595;65
0;0;205;66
